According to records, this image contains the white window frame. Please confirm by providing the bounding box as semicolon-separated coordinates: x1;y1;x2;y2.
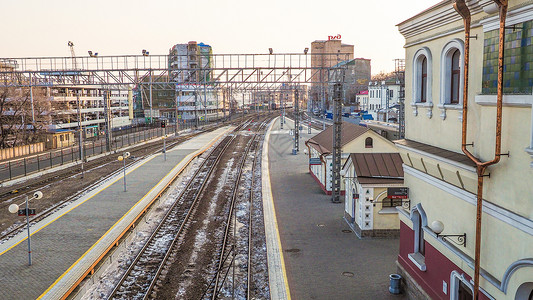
438;39;465;120
408;203;428;271
412;47;433;105
450;271;474;300
412;47;434;118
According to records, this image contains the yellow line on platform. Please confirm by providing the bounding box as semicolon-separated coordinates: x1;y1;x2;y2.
264;117;291;299
37;156;173;300
0;156;154;257
38;126;233;299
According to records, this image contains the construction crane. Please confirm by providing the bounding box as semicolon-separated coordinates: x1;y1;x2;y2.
67;40;85;177
68;41;77;69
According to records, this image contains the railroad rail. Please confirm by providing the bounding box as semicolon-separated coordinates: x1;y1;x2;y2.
203;119;270;299
0;132;201;244
107;134;235;299
0;115;264;244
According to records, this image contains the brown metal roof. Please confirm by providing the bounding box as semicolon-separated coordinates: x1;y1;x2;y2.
349;153;404;182
306;122;369;155
394;139;476;168
357;177;404;185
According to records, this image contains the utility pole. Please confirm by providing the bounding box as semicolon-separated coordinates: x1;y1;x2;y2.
395;58;406;139
149;70;153;124
331;83;343;203
223;89;226;120
203;68;208;126
279;91;283;129
294;88;300;153
103;91;112;151
77;93;84;178
175;90;180;134
194;91;198;128
29;73;35;124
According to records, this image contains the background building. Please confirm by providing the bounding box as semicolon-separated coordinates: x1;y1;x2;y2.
329;58;371;110
47;86;132;136
368;80;401;122
310;39;354;113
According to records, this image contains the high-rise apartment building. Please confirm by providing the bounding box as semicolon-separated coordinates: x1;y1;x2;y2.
169;41;212;83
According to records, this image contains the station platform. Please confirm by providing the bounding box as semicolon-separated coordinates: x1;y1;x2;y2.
263;117;404;300
0;127;232;300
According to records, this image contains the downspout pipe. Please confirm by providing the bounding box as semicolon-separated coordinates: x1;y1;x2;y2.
453;0;507;299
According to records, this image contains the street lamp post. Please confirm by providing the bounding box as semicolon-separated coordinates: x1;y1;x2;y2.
162;134;167;161
117;152;131;192
8;191;44;266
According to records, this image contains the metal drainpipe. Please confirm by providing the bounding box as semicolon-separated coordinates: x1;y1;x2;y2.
453;1;507;299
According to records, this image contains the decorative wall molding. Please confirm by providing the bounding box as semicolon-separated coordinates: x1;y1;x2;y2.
501;258;533;293
404;165;533;236
398;0;484;39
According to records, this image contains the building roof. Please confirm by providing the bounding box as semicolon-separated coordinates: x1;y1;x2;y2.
348;153;404;185
306;121;369;155
395;139;476;168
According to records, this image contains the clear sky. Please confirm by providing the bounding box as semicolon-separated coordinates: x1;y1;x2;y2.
1;0;442;75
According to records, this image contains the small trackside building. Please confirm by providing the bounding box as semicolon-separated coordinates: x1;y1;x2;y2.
305;121;399;195
342;152;405;238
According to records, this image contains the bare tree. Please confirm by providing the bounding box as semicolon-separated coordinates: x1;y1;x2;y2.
371;71;396;82
0;86;50;148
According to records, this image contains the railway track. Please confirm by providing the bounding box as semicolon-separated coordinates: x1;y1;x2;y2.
107;135;235;299
0;132;203;244
0;115;267;244
103;115;272;300
203;119;269;299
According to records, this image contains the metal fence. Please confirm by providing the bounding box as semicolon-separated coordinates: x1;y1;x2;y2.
0;126;165;183
0;113;239;184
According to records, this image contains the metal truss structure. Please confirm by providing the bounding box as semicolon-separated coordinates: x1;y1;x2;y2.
0;53;351;92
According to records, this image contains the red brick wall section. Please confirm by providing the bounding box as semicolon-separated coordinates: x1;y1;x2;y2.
398;222;490;300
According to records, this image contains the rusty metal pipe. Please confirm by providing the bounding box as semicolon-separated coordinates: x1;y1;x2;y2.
453;0;507;299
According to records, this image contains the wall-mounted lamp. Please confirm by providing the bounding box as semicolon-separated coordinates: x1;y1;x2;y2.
430;220;467;247
88;51;98;57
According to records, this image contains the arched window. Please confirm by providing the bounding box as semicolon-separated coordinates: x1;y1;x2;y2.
440;39;464;106
415;211;425;255
412;47;433;106
421;57;427;103
450;49;461;104
365;137;373;148
408;204;427;271
515;282;533;300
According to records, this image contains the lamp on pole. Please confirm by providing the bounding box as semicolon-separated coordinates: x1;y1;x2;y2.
117;152;131;192
160;135;168;161
8;191;44;266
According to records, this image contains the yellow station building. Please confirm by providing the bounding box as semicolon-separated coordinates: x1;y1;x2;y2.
396;0;533;299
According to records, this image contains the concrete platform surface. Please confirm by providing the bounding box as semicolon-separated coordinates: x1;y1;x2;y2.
0;127;231;300
265;117;405;300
